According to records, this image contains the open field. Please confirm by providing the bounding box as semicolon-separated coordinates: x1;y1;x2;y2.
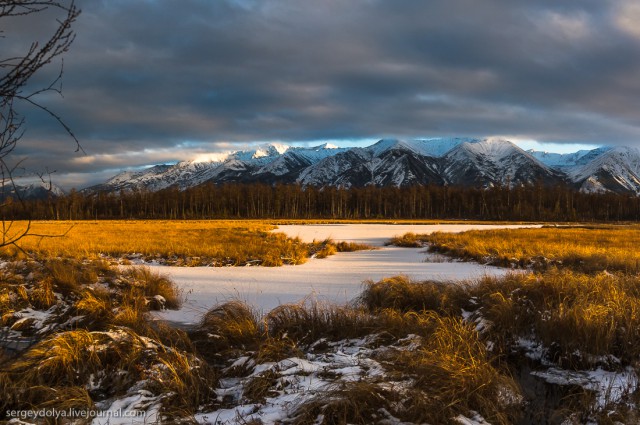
0;220;371;266
391;225;640;273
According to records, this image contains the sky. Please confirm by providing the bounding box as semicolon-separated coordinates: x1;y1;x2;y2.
6;0;640;189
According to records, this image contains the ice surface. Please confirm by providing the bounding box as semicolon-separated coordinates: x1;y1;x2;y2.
155;224;539;325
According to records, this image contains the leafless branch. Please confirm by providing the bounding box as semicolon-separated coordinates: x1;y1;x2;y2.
0;0;80;248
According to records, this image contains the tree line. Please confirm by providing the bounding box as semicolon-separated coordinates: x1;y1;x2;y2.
7;182;640;222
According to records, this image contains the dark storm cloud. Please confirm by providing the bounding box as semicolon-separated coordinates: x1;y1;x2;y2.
9;0;640;187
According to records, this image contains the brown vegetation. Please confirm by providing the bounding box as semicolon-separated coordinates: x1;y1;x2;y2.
394;225;640;273
0;221;373;266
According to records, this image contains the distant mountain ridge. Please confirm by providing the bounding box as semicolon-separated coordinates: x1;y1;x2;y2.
84;138;640;196
1;181;65;201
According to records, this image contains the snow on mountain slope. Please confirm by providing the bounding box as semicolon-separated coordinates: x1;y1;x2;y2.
412;137;479;157
568;146;640;194
365;137;477;158
297;149;373;188
256;144;346;177
0;181;65;200
528;147;611;168
441;139;564;187
84;138;640;196
297;140;444;188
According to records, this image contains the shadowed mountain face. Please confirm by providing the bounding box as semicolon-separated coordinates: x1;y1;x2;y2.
0;181;65;201
84;138;640;196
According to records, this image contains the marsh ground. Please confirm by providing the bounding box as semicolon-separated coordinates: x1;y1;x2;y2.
2;220;638;424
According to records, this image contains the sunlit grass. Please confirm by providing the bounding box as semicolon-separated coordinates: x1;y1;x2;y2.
1;220;313;266
395;225;640;273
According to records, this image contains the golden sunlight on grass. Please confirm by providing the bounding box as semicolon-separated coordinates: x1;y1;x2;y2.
398;225;640;273
1;220;314;266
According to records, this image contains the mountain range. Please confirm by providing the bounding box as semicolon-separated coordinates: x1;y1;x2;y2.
0;181;66;201
83;138;640;196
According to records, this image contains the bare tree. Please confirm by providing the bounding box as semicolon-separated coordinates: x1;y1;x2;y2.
0;0;79;247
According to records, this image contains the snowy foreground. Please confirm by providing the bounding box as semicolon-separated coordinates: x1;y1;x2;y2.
155;224;540;325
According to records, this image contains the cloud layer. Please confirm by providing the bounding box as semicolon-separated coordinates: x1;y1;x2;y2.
8;0;640;188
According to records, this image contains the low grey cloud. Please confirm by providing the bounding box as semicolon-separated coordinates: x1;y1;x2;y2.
8;0;640;188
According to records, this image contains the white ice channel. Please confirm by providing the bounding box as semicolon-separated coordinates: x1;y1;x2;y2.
154;224;541;325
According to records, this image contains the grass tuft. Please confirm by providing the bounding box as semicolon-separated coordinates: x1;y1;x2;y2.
122;267;182;309
292;381;396;425
360;275;470;315
193;301;261;357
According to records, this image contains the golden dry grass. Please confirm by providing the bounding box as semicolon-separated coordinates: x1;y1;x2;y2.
291;313;520;425
2;328;216;416
408;225;640;273
1;220;377;266
471;271;640;367
1;220;309;266
360;271;640;369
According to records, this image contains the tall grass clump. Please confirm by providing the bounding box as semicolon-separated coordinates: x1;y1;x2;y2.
385;316;521;424
360;275;470;315
292;381;399;425
470;271;640;367
121;267;181;309
308;238;374;259
3;328;216;417
266;302;376;343
292;315;521;425
191;301;262;360
266;300;467;344
46;259;99;295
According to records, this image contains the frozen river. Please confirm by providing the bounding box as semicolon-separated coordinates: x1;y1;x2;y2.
155;223;540;325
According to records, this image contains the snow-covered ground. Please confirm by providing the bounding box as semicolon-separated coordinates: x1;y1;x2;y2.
155;224;539;325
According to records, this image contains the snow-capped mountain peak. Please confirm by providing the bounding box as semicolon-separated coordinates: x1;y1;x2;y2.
457;138;525;161
84;138;640;196
252;143;290;159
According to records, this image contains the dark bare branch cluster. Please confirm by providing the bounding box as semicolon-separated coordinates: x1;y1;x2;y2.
0;0;79;247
